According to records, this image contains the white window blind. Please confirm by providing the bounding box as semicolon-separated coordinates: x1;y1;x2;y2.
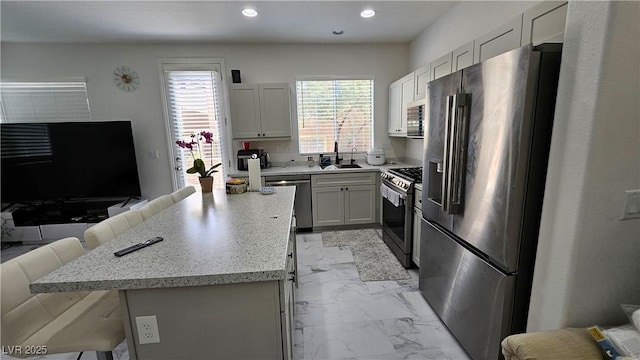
296;79;373;154
0;81;91;123
166;71;227;189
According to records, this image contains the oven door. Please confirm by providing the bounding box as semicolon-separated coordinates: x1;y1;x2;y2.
381;181;413;267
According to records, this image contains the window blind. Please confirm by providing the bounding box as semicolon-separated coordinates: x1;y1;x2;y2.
296;79;373;154
166;71;226;189
0;81;91;123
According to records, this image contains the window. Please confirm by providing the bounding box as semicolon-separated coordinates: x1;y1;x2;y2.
296;78;373;154
0;81;91;123
159;60;228;190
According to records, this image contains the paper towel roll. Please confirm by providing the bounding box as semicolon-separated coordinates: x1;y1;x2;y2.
248;158;262;191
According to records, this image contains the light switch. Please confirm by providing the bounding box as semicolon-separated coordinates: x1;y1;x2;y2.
148;150;159;160
621;190;640;220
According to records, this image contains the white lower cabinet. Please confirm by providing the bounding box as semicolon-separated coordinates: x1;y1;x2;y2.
311;173;377;227
312;187;345;226
124;232;298;360
412;188;422;267
344;185;377;224
279;229;296;359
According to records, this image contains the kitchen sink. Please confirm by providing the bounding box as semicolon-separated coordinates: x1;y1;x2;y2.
336;164;362;169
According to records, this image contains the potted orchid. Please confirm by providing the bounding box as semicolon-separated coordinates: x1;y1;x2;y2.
176;131;221;193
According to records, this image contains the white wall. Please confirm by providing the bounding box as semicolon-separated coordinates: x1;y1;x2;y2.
1;42;409;199
404;1;536;162
528;0;640;330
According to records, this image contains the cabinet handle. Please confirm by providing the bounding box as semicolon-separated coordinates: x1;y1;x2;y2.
288;276;296;282
288;270;296;275
345;187;349;191
340;188;344;191
257;133;261;137
263;133;266;136
288;252;293;258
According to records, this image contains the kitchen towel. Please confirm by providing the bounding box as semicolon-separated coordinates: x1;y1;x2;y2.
381;183;404;207
380;184;389;199
248;158;261;191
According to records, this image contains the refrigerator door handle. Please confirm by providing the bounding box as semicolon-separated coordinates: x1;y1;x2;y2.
442;95;455;213
448;93;470;214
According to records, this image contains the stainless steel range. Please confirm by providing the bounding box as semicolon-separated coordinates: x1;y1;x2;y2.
380;167;422;268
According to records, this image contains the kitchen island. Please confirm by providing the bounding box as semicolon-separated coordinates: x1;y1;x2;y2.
31;188;297;360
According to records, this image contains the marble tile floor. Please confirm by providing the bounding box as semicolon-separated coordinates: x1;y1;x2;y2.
294;232;470;360
1;232;470;360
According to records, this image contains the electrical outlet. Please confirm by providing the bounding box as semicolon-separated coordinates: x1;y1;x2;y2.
135;315;160;344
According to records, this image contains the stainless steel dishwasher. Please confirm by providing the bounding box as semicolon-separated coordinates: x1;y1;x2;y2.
265;174;312;231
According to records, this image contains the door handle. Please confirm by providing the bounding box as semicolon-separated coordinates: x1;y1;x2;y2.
447;93;470;214
442;95;455;213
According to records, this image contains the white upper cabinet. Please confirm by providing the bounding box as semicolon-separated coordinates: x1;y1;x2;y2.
521;1;568;45
230;83;291;139
388;73;414;137
474;15;523;63
259;84;291;137
452;41;475;71
430;52;453;81
413;66;430;100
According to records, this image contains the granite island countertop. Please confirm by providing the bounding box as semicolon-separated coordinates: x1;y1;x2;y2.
30;187;296;293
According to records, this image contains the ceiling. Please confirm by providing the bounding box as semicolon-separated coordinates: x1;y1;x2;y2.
0;1;458;44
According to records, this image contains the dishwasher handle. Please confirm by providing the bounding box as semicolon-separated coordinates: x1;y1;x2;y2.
265;180;310;186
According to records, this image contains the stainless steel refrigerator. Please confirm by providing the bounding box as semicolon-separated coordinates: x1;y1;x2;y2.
419;44;562;360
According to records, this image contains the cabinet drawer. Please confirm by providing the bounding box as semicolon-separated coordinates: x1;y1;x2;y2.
311;172;376;187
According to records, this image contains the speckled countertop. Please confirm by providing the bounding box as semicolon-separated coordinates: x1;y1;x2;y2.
30;188;296;293
228;161;418;178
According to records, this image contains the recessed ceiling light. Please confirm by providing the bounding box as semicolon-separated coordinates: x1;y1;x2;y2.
360;9;376;18
333;30;344;35
242;8;258;17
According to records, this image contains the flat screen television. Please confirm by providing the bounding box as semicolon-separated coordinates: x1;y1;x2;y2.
1;121;142;203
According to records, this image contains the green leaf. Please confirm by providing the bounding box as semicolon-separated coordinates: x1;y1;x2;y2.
193;159;206;171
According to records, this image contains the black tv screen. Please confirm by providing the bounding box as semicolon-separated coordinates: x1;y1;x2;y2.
1;121;142;202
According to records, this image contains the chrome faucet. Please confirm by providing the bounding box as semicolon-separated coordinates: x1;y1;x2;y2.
351;147;357;164
334;141;341;165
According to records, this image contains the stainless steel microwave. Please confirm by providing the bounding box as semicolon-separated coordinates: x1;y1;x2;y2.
406;100;424;138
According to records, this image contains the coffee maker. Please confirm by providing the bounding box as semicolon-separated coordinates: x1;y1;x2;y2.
237;149;269;170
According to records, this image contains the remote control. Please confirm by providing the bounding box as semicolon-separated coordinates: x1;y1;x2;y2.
114;237;163;257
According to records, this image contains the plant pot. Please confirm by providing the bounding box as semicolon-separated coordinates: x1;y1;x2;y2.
199;177;214;193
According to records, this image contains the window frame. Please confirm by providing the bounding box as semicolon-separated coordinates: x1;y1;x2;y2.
157;58;233;191
295;75;375;156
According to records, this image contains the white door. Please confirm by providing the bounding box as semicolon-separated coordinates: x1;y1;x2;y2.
158;60;230;190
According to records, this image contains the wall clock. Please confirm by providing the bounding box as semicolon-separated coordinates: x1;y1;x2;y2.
113;65;139;92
